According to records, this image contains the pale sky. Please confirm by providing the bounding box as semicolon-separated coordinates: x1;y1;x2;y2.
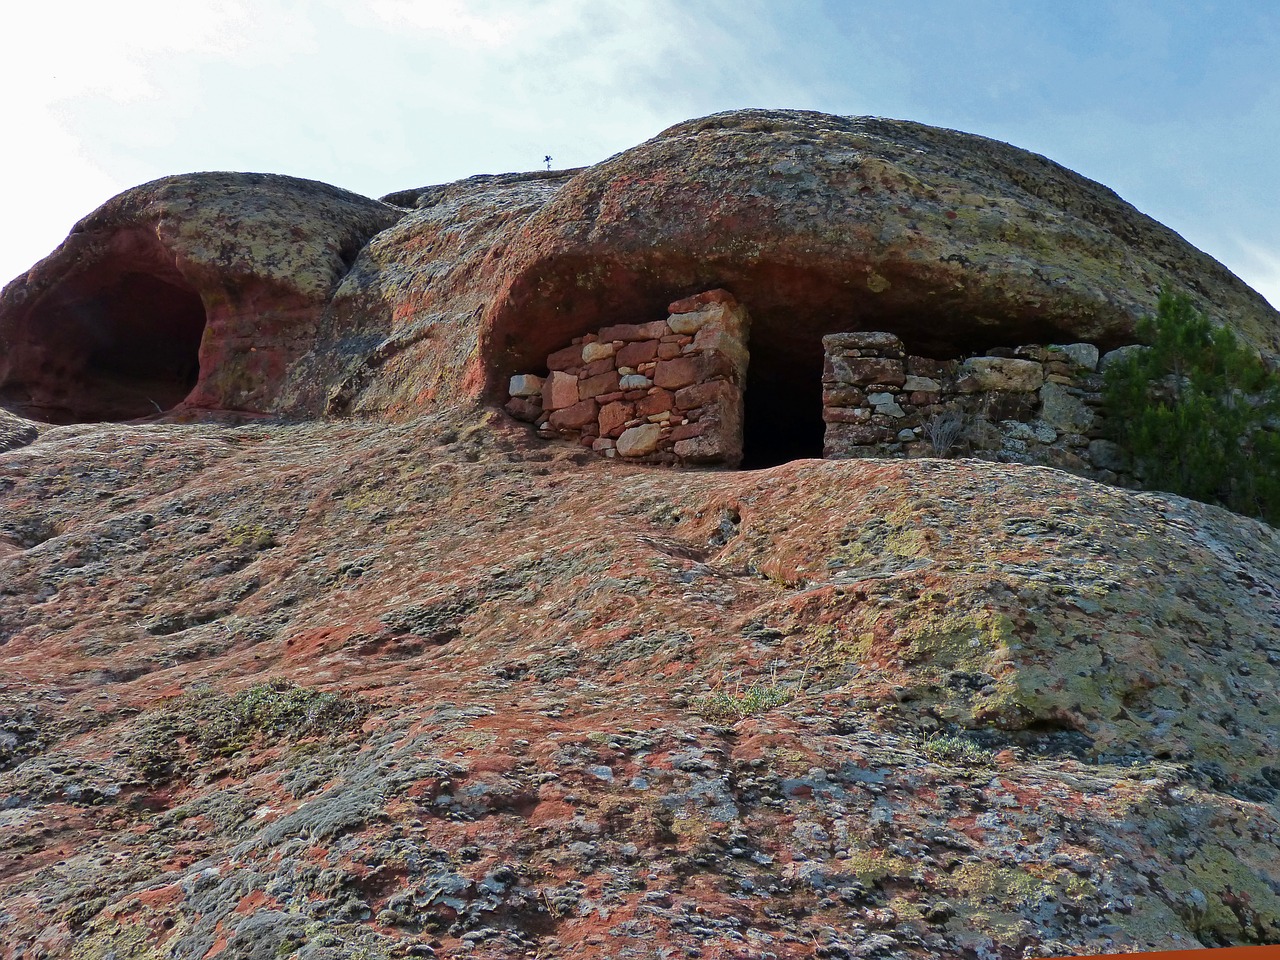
2;0;1278;308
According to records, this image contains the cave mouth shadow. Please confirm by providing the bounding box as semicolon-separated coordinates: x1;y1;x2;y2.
740;350;826;469
2;267;207;424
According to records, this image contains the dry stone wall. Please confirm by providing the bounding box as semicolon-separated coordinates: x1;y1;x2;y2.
506;290;750;467
822;332;1132;482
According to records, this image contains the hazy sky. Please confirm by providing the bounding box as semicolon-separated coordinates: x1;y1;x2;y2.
3;0;1278;307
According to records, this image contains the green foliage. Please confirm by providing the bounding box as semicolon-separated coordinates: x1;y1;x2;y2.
694;682;793;721
1104;291;1280;524
130;679;366;780
920;733;996;766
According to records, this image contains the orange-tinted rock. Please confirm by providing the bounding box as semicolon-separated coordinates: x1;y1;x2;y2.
542;370;579;410
616;339;659;367
548;398;598;429
653;357;701;390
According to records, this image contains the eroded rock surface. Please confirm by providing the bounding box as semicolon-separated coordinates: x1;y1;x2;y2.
2;110;1279;959
1;416;1279;957
4;110;1277;427
0;173;400;422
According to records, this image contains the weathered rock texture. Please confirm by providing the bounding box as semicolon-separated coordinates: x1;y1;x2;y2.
508;289;749;467
1;419;1279;958
0;173;400;422
4;110;1277;431
822;332;1128;482
2;110;1280;959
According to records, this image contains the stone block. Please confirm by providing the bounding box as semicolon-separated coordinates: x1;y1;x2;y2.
654;356;701;390
547;344;584;372
635;388;675;418
961;357;1044;391
823;331;905;354
823;384;865;407
505;397;541;422
616;423;663;457
657;341;683;359
616;339;658;367
579;370;620;400
902;375;940;392
582;357;616;378
1100;344;1147;371
669;422;704;442
668;288;736;313
674;379;735;412
619;374;652;390
822;406;871;424
508;373;544;398
581;341;615;364
543;371;580;410
1054;343;1100;371
599;400;633;438
549;398;598;430
825;355;905;388
599;320;671;342
826;422;894;445
1038;381;1094;433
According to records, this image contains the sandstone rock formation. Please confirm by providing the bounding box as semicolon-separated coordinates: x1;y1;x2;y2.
2;110;1280;958
0;173;399;422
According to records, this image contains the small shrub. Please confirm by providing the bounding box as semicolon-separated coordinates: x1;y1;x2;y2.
130;680;366;780
1103;291;1280;524
694;682;793;721
923;409;966;457
921;733;995;765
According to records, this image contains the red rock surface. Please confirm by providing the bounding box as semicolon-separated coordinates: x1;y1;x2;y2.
2;413;1279;957
1;110;1279;958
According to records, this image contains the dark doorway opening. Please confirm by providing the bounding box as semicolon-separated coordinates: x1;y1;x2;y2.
740;337;827;469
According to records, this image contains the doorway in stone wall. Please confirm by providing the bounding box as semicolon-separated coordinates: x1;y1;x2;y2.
739;336;826;469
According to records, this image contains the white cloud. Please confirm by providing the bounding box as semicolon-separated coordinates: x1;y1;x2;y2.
1232;241;1280;312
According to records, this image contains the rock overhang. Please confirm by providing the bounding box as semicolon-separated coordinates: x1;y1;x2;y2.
481;109;1280;404
2;109;1278;427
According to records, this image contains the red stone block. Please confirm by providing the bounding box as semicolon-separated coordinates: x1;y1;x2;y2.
657;341;682;359
582;357;616;377
547;343;583;371
635;388;675;417
504;397;541;422
617;339;659;367
549;398;598;430
654;357;701;390
599;400;633;437
542;371;579;410
674;379;734;412
578;370;620;400
669;421;704;442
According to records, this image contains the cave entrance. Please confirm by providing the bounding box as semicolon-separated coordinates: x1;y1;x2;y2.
78;271;207;420
740;333;827;469
0;259;207;424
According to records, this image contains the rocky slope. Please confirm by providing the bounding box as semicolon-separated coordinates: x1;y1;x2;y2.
1;110;1279;959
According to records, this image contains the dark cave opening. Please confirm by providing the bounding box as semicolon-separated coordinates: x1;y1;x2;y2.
740;339;827;469
1;265;208;424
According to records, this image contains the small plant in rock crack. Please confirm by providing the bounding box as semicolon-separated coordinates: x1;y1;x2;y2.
693;667;797;721
920;732;996;765
923;409;966;457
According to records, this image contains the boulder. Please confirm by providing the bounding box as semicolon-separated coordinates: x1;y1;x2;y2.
0;172;400;422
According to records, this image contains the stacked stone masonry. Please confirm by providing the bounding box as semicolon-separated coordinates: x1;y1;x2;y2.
822;332;1132;484
506;290;750;468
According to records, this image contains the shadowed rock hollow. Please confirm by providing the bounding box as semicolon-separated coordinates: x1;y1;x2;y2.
1;111;1279;959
